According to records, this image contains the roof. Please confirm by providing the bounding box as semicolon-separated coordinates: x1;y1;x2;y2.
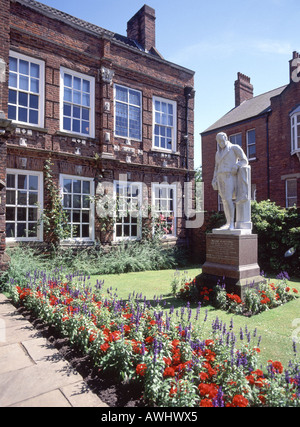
14;0;158;56
202;84;288;134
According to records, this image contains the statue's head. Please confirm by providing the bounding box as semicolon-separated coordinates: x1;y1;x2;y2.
216;132;228;149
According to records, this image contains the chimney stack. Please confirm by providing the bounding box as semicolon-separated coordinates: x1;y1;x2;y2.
235;72;253;107
127;5;156;52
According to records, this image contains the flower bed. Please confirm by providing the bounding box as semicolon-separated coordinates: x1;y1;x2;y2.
174;271;299;316
8;272;300;407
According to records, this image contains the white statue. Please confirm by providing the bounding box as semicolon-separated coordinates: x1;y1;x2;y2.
212;132;252;233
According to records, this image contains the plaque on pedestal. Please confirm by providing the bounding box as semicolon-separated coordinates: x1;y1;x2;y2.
198;233;263;300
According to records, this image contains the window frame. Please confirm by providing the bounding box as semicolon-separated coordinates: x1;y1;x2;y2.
286;178;297;208
290;111;300;154
5;169;43;242
152;96;177;153
8;51;45;128
113;84;142;142
246;129;256;160
229;132;242;147
60;174;95;242
60;67;95;138
113;180;143;241
152;183;177;238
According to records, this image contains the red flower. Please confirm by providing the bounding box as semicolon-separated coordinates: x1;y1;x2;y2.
200;398;213;407
268;360;283;374
163;367;176;378
136;363;147;377
163;357;172;366
199;372;209;381
198;383;219;399
229;394;249;407
100;343;110;352
169;386;177;398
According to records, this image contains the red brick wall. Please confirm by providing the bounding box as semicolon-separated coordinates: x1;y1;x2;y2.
3;0;195;249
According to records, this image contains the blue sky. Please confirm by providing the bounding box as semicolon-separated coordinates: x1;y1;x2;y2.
41;0;300;168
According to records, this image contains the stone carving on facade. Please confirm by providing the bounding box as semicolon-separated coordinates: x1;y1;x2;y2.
212;132;252;234
100;66;115;85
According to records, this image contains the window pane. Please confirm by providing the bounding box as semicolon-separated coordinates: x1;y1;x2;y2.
129;90;141;106
29;110;38;125
30;63;40;78
7;175;15;188
18;175;27;189
6;207;15;221
17;223;26;238
19;60;29;75
73;180;81;193
18;107;28;122
9;73;17;88
82;181;90;194
29;175;38;191
73;77;81;91
30;78;39;94
64;103;71;117
63;117;71;131
9;57;17;72
19;92;28;107
64;74;72;87
6;190;15;205
116;86;128;103
82;211;90;223
82;224;90;238
73;195;81;208
6;223;15;238
73;210;81;223
63;179;72;193
19;75;29;91
9;89;17;105
29;94;39;109
28;208;38;221
82;80;90;93
29;192;38;205
64;88;72;102
17;208;27;221
8;105;16;121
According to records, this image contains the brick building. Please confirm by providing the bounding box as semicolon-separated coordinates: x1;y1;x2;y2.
0;0;196;268
201;53;300;215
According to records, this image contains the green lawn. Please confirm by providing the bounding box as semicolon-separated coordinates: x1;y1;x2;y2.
90;267;300;369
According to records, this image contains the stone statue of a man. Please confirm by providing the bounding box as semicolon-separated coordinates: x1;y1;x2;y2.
212;132;252;233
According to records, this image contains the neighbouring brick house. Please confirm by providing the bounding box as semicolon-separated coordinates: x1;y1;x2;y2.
190;53;300;262
0;0;196;269
201;53;300;215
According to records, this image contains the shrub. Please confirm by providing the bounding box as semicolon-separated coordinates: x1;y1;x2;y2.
251;200;300;275
207;200;300;276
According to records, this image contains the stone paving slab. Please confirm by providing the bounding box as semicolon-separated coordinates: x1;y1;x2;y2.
0;293;108;407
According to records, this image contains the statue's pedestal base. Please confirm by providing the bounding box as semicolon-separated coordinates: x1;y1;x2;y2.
198;233;263;300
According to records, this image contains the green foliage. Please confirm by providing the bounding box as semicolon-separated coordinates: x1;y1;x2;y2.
0;245;49;291
251;200;300;275
41;158;72;244
0;238;191;291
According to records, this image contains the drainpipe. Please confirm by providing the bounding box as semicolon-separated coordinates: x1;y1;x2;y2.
266;111;271;199
183;86;195;249
184;86;195;182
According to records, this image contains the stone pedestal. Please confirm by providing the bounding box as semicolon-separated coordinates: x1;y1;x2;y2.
198;232;262;299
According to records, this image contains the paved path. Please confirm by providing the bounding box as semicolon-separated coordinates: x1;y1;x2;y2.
0;293;108;407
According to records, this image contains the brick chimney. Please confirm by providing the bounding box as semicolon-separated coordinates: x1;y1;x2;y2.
289;51;300;83
234;72;254;107
127;5;156;52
